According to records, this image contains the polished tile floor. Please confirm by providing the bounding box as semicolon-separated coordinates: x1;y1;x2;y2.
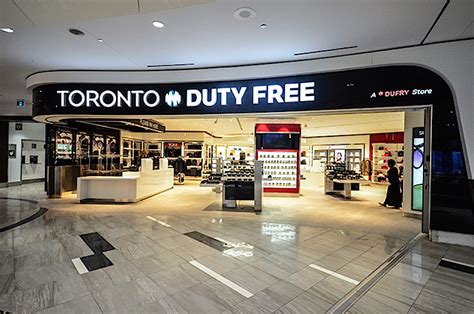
0;181;473;313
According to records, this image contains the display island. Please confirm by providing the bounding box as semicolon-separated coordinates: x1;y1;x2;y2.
77;158;173;203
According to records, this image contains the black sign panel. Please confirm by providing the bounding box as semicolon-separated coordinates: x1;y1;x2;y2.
32;66;450;118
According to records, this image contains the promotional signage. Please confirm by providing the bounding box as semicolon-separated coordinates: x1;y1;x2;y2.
412;127;425;212
33;66;444;118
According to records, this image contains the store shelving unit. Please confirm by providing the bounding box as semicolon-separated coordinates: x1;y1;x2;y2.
146;141;162;158
312;149;328;172
372;143;404;182
346;149;362;172
257;150;299;192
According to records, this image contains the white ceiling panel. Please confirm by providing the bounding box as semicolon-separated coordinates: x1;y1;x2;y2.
13;0;139;26
153;112;405;138
425;0;474;43
139;0;215;12
0;0;470;111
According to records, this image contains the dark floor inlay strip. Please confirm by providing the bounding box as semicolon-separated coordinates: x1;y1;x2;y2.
81;253;114;272
0;206;48;233
80;232;115;254
73;232;116;274
439;259;474;274
184;231;227;252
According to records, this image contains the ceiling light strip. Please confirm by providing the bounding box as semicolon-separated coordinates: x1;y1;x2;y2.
294;45;358;56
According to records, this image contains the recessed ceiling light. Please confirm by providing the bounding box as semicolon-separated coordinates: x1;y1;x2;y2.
69;28;85;36
152;21;165;28
1;28;14;33
97;38;104;42
234;7;257;21
260;23;267;29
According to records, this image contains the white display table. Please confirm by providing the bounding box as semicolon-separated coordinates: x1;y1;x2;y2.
77;159;173;203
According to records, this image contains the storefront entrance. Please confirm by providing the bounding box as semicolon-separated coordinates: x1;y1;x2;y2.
30;65;472;239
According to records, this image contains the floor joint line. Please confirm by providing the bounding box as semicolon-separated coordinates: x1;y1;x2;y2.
326;232;426;314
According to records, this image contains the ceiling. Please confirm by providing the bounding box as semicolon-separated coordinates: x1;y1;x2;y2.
154;111;405;139
0;0;473;113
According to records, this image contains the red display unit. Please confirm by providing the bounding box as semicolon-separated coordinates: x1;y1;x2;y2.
255;124;301;194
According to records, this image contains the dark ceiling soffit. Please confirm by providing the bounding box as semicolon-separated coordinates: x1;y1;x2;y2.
26;37;473;79
0;116;34;122
165;130;223;139
294;45;358;56
75;119;165;133
147;63;195;68
421;0;450;44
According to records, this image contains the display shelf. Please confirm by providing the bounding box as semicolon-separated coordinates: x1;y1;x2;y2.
372;143;404;182
257;150;299;191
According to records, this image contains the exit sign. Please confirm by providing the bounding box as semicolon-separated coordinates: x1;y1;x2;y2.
17;99;25;107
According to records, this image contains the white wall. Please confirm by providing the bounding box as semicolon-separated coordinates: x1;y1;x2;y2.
403;110;425;216
26;40;474;178
8;122;46;183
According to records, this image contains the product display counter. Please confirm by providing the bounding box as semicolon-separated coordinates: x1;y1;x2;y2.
200;161;263;211
77;159;173;203
324;163;363;199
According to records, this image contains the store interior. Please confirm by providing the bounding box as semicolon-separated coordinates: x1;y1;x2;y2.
44;109;426;220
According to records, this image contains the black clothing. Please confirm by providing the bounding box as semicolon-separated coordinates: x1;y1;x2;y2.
173;157;186;175
383;166;402;207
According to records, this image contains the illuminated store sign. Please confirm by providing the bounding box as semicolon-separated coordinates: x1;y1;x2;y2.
370;88;433;98
55;82;315;109
33;66;441;118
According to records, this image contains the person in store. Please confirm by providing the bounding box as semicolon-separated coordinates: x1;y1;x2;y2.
379;159;402;209
174;156;187;183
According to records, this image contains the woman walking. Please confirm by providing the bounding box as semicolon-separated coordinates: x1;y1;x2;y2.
379;159;402;209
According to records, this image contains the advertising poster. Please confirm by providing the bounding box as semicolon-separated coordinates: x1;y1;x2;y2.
412;127;424;211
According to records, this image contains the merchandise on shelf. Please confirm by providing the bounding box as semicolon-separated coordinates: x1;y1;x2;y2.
258;150;298;189
372;143;404;182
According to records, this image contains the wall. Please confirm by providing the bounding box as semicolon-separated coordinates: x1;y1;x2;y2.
8;122;46;184
305;135;371;160
403;110;425;216
27;40;473;178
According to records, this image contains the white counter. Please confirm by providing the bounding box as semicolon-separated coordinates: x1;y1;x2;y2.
77;159;173;203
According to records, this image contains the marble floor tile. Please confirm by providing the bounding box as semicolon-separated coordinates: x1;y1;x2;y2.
170;282;237;314
348;290;411;314
410;288;474;314
132;250;187;275
37;295;102;314
149;262;211;295
0;281;54;313
389;262;433;286
336;260;376;282
51;275;90;306
13;247;71;273
250;253;307;280
369;274;424;305
174;242;220;261
14;261;78;289
92;277;167;313
313;252;353;272
307;275;355;306
157;234;202;250
103;260;146;285
284;266;328;290
276;290;332;313
234;280;303;313
402;252;441;271
80;268;114;292
443;245;474;265
134;295;187;313
222;264;280;294
195;252;245;274
421;269;474;308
